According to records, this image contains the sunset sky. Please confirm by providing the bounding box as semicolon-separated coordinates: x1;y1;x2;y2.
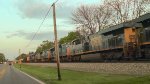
0;0;102;60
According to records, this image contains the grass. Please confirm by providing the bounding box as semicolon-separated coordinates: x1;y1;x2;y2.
14;64;150;84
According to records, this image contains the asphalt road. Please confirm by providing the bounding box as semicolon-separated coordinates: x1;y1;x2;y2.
0;64;44;84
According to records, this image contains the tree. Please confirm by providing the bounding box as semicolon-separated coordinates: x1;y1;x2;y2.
93;4;112;30
71;0;150;34
36;40;54;53
104;0;150;24
16;53;26;60
59;31;80;44
71;5;97;35
0;53;5;63
16;53;27;62
71;4;114;35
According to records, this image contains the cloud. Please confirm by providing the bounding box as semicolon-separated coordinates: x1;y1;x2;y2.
15;0;74;19
6;30;71;41
56;4;74;19
15;0;50;19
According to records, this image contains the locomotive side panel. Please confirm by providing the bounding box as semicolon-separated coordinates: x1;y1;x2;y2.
124;28;136;43
141;27;150;59
61;45;67;56
47;50;51;61
89;34;102;51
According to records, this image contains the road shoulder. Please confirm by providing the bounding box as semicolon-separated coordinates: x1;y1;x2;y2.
13;66;45;84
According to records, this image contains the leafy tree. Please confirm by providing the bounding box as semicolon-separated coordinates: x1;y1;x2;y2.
35;32;79;53
36;40;54;53
16;53;27;62
0;53;5;63
59;31;80;44
59;36;68;44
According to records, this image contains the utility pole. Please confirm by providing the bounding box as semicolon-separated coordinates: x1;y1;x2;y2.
19;49;21;69
52;3;61;80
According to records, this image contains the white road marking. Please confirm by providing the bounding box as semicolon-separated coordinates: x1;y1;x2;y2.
14;67;45;84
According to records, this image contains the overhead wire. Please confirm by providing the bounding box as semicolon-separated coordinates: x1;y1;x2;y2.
54;0;59;4
25;0;59;48
24;0;59;51
25;5;53;48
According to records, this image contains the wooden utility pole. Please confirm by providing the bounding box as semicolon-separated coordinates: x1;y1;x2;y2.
52;3;61;80
19;49;22;69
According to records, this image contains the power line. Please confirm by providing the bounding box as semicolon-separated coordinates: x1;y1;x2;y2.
54;0;59;4
25;0;59;48
25;5;53;48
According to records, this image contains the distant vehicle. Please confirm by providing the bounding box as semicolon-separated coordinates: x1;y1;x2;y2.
9;62;12;65
0;62;3;64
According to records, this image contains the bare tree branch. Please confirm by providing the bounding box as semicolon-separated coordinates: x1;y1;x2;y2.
71;0;149;36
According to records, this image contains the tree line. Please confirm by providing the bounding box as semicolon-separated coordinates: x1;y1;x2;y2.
35;31;80;54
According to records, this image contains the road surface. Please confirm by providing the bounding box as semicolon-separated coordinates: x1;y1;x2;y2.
0;64;44;84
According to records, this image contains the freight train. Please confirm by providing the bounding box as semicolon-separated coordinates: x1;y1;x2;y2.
27;13;150;62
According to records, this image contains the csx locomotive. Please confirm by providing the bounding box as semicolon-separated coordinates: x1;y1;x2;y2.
28;13;150;62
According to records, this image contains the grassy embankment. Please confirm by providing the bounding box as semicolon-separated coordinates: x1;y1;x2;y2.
14;64;150;84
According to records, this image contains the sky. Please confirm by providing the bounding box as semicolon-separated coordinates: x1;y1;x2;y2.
0;0;102;60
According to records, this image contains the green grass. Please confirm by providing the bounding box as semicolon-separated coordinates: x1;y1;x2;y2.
14;64;150;84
